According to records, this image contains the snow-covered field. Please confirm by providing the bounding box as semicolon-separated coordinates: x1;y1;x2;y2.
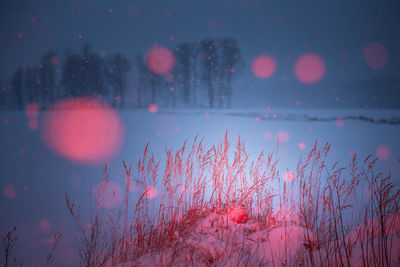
1;108;399;266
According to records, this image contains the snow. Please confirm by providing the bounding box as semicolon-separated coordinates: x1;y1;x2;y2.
0;107;399;266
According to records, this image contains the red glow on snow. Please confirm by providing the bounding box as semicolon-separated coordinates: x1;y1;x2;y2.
298;142;306;150
252;55;276;79
335;118;345;127
228;206;248;223
294;53;326;84
263;130;273;140
146;45;175;74
39;219;52;234
377;145;390;161
145;186;157;199
3;184;16;199
277;130;290;143
26;103;39;119
283;171;295;182
148;104;158;114
93;181;123;209
363;42;388;70
42;98;124;165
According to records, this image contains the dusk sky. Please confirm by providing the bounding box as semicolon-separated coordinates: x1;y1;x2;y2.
1;1;399;90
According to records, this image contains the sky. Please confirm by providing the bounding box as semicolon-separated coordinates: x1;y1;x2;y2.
0;0;399;107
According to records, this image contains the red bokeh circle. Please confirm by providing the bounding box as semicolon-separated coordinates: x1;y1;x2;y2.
146;45;175;74
252;55;277;79
42;98;124;165
294;53;326;84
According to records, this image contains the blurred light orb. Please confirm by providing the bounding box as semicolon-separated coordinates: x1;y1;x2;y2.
42;98;124;165
335;118;345;127
145;186;158;199
146;45;175;74
298;142;306;150
39;219;52;234
26;103;39;119
363;42;388;70
93;181;123;209
277;130;290;143
294;53;326;84
252;55;276;79
283;171;296;182
3;184;16;199
263;130;273;140
28;119;39;131
147;104;158;114
377;145;390;161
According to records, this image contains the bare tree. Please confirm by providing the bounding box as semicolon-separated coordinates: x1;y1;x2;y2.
108;54;131;108
219;38;241;108
200;39;219;108
11;67;24;109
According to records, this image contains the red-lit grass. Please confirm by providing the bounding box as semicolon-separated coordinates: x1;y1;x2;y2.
65;134;400;266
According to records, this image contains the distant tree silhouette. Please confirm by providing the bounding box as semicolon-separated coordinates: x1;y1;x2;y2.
39;50;57;107
0;82;5;109
200;39;219;107
136;53;148;107
108;54;131;108
11;67;24;109
61;44;107;102
175;42;193;107
24;67;34;103
25;66;41;104
81;44;107;97
61;51;84;97
219;38;241;108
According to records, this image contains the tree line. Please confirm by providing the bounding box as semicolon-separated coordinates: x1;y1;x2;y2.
137;38;242;108
0;38;242;110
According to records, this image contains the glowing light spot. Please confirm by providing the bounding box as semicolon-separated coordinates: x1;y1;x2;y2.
298;142;306;150
93;181;123;209
3;184;16;199
263;130;273;140
294;53;326;84
377;145;390;161
146;45;175;74
283;171;295;182
28;119;38;131
147;104;158;114
26;103;39;119
335;118;345;127
277;130;290;143
42;98;124;165
363;42;388;70
228;206;248;224
252;55;276;79
39;219;52;234
145;186;157;199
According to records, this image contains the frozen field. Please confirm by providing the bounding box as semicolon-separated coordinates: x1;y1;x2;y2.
0;108;399;265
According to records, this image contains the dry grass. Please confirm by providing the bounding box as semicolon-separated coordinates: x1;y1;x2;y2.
64;134;400;266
